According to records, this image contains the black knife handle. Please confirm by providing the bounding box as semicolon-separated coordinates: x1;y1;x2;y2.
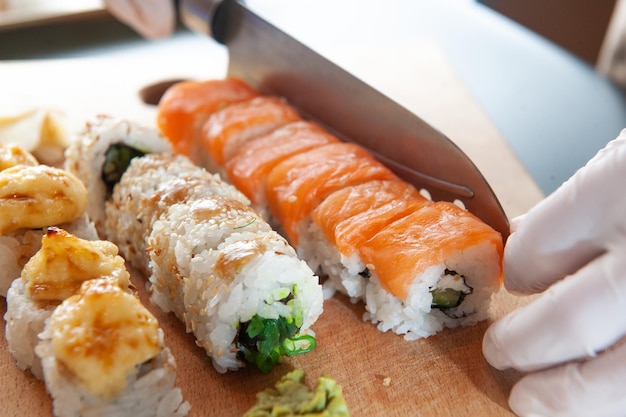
178;0;223;39
179;0;242;44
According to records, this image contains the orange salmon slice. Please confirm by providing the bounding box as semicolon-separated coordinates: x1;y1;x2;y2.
156;78;258;159
225;121;340;206
311;180;430;257
359;201;504;301
266;142;400;244
201;96;301;167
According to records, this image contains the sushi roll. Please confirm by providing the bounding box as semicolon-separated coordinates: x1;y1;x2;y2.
35;278;190;417
0;144;98;296
148;196;323;373
224;120;340;217
304;180;430;299
200;96;301;173
64;114;172;237
265;142;401;244
157;77;258;164
4;227;132;379
104;152;249;275
358;201;503;339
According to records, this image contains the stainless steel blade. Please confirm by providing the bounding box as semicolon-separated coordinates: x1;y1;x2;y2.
180;0;510;240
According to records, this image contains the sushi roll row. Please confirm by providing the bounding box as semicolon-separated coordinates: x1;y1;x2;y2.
1;144;189;416
0;143;98;297
156;77;504;340
64;115;324;373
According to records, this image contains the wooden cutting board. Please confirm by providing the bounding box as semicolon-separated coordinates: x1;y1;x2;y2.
0;37;544;416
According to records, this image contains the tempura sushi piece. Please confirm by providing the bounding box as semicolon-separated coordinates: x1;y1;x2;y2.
64;114;172;236
104;153;248;275
36;278;190;417
157;77;258;163
0;143;39;170
265;142;400;244
224;120;340;216
360;201;503;340
4;227;132;379
0;145;97;296
303;180;429;299
201;96;301;173
148;196;324;373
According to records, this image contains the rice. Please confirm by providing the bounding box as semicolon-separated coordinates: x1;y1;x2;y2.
3;278;57;379
64;114;172;237
104;153;248;275
149;198;323;373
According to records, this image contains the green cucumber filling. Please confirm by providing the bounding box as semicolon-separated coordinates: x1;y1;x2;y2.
237;314;316;373
102;144;146;194
430;269;473;309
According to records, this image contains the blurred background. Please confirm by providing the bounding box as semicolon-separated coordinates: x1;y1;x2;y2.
1;0;625;195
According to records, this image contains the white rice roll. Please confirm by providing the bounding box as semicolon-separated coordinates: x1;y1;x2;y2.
104;153;249;275
3;227;129;378
64;114;172;236
148;197;323;373
0;214;97;297
35;278;190;417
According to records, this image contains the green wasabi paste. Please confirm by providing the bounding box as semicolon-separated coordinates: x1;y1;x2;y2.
244;370;350;417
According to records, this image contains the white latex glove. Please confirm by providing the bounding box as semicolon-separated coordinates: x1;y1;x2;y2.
104;0;176;39
483;128;626;417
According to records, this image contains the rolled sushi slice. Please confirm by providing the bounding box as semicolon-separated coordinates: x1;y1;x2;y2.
200;95;301;172
359;201;503;340
64;114;173;236
0;145;98;296
303;180;430;300
148;196;323;373
224;120;341;216
35;278;190;417
104;152;249;275
157;77;258;163
265;142;401;245
4;227;132;379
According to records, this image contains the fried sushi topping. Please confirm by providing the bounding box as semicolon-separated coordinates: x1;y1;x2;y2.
0;143;39;171
50;278;161;398
22;227;131;301
0;164;87;234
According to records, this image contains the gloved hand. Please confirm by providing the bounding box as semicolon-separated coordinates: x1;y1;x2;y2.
104;0;176;39
482;128;626;417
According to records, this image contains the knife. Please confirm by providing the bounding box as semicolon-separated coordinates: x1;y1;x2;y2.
179;0;510;240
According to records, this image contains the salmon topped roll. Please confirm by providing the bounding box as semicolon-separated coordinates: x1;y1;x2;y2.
157;78;258;163
225;120;340;215
201;96;301;171
303;180;430;299
359;201;503;339
265;142;400;245
155;78;504;341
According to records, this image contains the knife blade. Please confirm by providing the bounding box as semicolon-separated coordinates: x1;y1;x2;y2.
179;0;510;240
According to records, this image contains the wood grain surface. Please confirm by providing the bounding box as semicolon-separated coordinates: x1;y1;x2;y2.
0;37;544;416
